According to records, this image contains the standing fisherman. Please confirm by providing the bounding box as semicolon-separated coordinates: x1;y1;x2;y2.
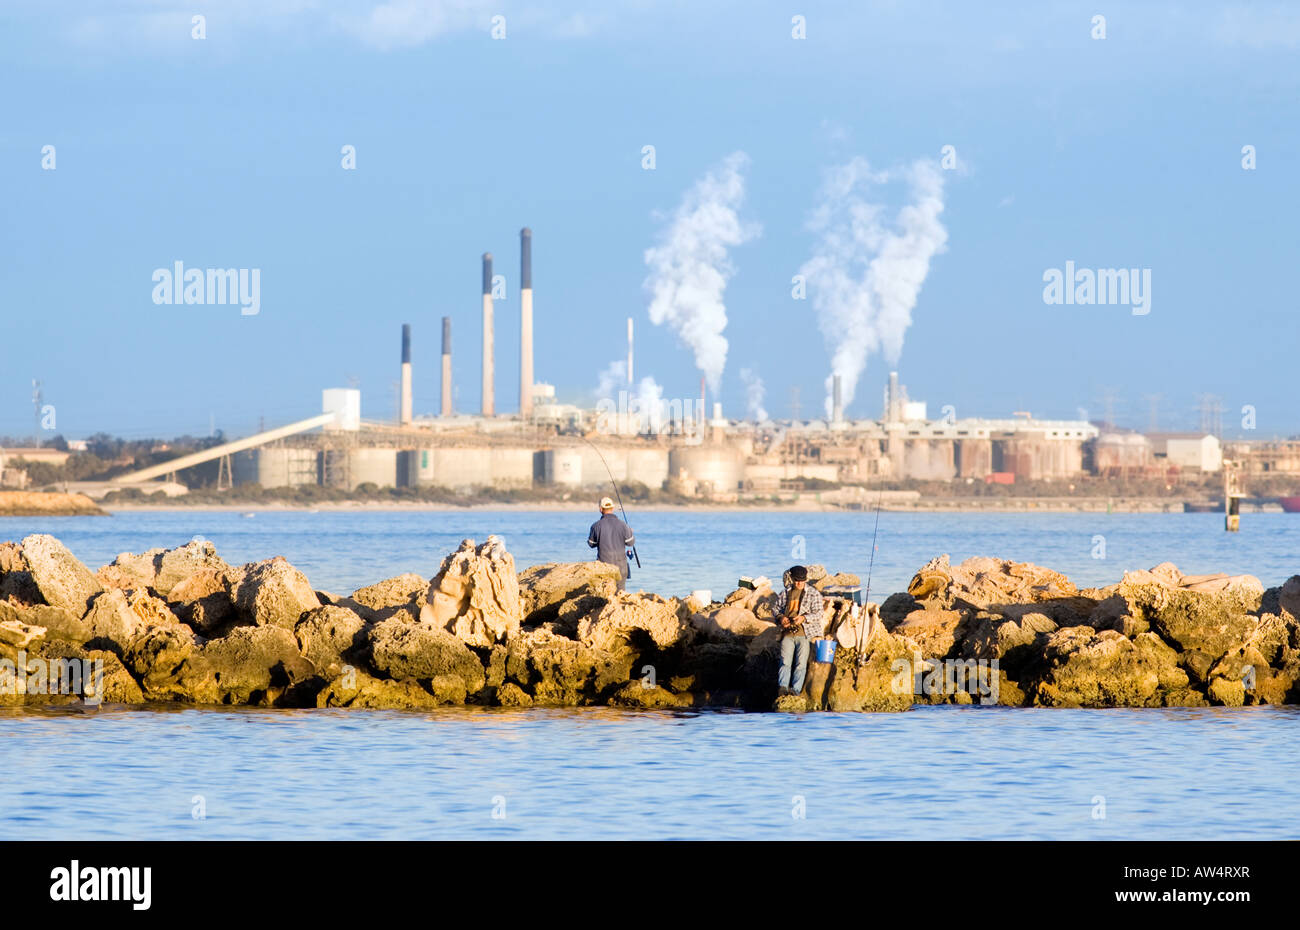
588;496;635;592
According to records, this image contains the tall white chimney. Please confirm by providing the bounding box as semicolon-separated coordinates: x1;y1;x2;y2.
832;373;843;425
441;316;452;417
481;252;494;417
519;228;533;419
627;317;634;387
400;324;413;425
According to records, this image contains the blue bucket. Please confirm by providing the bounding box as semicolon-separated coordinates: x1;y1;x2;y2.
814;638;838;663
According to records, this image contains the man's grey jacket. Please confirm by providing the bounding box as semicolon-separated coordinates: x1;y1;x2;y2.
588;512;635;578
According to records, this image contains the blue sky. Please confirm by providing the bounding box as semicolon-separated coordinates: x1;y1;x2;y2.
1;0;1297;440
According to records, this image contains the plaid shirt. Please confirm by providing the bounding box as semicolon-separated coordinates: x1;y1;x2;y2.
773;585;824;638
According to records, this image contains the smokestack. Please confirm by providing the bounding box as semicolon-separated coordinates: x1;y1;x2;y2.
832;374;843;425
400;324;413;425
888;370;899;423
481;252;494;417
700;376;706;432
441;316;452;417
627;317;634;386
519;228;533;419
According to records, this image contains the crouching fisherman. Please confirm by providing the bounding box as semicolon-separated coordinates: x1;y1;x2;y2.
773;565;823;696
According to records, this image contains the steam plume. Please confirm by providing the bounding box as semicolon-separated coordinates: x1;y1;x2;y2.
643;152;759;393
596;360;667;433
799;157;948;418
739;368;768;422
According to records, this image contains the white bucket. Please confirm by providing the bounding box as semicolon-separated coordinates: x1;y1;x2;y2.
688;589;713;609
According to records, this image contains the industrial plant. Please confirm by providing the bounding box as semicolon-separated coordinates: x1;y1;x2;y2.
0;225;1278;503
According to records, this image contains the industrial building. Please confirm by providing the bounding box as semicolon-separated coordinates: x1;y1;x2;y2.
68;226;1240;500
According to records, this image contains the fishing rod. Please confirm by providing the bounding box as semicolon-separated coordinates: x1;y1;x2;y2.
579;436;641;569
854;472;885;686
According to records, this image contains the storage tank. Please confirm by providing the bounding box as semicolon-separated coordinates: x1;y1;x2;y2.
542;449;584;486
956;438;993;478
626;448;670;490
234;447;318;488
432;448;494;489
489;448;535;487
668;446;743;493
348;448;398;489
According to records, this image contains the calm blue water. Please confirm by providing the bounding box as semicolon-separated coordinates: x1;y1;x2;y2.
2;508;1298;598
2;704;1296;840
1;510;1297;840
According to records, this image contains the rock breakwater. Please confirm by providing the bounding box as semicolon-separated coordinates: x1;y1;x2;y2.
0;534;1296;711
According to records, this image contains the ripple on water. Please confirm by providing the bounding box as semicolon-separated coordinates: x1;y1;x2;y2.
2;704;1298;840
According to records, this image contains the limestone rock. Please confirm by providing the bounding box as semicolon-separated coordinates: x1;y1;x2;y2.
577;592;694;656
0;617;46;660
1118;575;1261;663
814;571;861;591
419;537;521;648
154;540;234;598
1026;628;1187;707
81;587;200;699
0;541;40;604
167;566;239;635
690;605;773;643
97;547;166;591
905;553;1078;612
495;681;534;707
316;668;441;709
85;587;184;650
29;640;144;704
880;592;920;628
484;644;508;689
772;692;809;713
233;557;321;630
346;573;427;622
961;611;1057;674
607;681;693;709
505;627;618;704
518;561;621;626
20;534;103;613
906;555;953;603
1276;576;1300;621
4;639;144;705
366;617;486;702
294;605;367;679
1123;563;1263;597
822;631;916;713
674;641;748;693
0;600;89;643
189;626;316;705
1208;613;1300;705
892;608;966;659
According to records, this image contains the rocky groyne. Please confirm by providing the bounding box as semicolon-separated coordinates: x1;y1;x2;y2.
0;492;105;517
0;534;1296;711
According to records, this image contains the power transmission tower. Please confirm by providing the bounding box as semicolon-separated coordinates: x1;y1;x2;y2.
1196;394;1223;439
789;386;802;421
1099;387;1121;431
1142;393;1162;434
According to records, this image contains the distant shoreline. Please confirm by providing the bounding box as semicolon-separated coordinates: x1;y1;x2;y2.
88;498;1282;515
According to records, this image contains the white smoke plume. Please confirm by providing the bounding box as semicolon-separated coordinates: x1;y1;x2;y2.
595;360;668;434
596;359;627;400
739;367;768;422
643;151;760;393
799;157;948;419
